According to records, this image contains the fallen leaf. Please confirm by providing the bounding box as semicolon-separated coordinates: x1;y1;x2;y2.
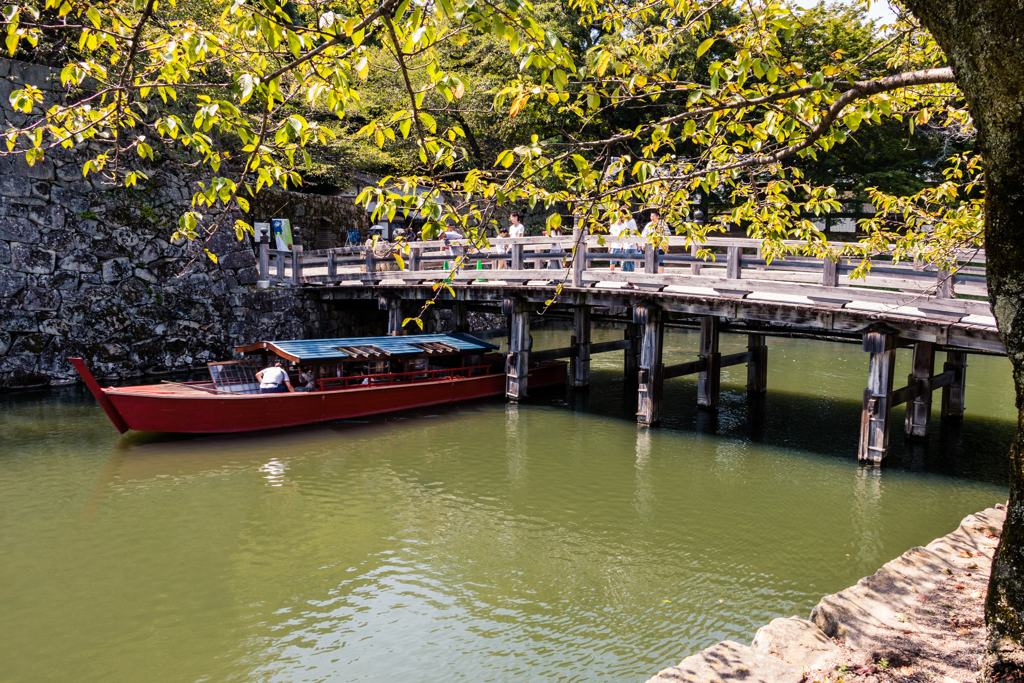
970;591;983;599
955;583;965;589
903;629;913;634
958;628;972;635
968;564;979;570
900;666;915;676
960;551;974;558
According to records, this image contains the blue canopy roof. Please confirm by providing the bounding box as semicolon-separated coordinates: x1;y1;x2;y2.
236;333;498;362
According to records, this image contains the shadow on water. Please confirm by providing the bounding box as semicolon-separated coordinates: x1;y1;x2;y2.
536;370;1011;487
4;344;1011;488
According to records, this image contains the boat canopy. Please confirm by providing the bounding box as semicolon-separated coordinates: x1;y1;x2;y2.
235;333;499;363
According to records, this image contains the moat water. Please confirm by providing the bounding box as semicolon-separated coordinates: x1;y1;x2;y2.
0;327;1014;683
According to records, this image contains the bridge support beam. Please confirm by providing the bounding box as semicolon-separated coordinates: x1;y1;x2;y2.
697;316;721;408
380;296;403;336
746;333;767;394
451;301;467;334
572;304;591;388
905;341;935;440
942;350;968;421
859;329;897;463
635;305;664;425
505;299;530;401
624;320;641;383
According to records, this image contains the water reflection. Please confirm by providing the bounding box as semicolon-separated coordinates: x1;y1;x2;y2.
0;328;1015;683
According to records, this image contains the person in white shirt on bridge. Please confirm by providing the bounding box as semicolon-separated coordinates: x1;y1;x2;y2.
609;206;638;273
641;209;668;274
508;211;528;268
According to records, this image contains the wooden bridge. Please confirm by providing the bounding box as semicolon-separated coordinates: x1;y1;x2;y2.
256;226;1001;464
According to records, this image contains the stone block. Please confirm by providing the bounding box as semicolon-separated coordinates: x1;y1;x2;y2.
0;175;31;198
12;155;55;180
112;227;142;250
236;266;258;285
0;329;9;355
36;270;79;290
58;251;98;273
0;268;27;297
9;61;55;89
0;309;40;332
0;217;40;244
750;617;840;671
29;204;65;230
138;239;166;263
50;186;89;213
102;257;133;283
38;318;73;337
116;277;150;305
133;267;158;283
11;333;52;354
10;243;55;274
218;249;256;271
0;240;8;264
56;162;81;183
38;229;77;253
20;285;62;311
30;181;50;200
646;641;803;683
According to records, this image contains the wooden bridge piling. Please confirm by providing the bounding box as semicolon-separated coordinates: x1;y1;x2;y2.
624;320;641;383
505;299;530;401
905;341;936;440
697;316;722;408
942;351;968;421
572;304;591;388
746;333;768;394
859;329;897;463
635;305;664;426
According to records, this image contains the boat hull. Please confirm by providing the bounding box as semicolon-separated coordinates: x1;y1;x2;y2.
102;362;567;434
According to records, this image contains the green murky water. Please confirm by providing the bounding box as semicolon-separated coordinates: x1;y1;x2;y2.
0;327;1014;683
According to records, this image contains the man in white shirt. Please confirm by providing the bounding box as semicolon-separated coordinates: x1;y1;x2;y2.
256;362;294;394
508;212;525;238
508;212;527;268
609;206;638;273
641;209;667;273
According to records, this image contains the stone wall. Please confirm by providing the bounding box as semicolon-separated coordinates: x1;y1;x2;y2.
0;58;385;389
252;190;370;249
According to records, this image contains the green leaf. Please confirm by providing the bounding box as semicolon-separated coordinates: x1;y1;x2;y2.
696;37;714;58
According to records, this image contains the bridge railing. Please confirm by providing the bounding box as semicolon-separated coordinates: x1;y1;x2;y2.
259;235;992;321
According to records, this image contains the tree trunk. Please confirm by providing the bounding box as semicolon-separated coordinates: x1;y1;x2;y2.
901;1;1024;675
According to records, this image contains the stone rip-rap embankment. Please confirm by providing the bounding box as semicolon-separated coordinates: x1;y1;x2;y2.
645;506;1006;683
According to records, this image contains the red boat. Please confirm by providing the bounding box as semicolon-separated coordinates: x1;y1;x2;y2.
71;333;567;434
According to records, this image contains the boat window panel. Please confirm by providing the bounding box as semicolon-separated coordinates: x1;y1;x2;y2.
208;361;261;394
